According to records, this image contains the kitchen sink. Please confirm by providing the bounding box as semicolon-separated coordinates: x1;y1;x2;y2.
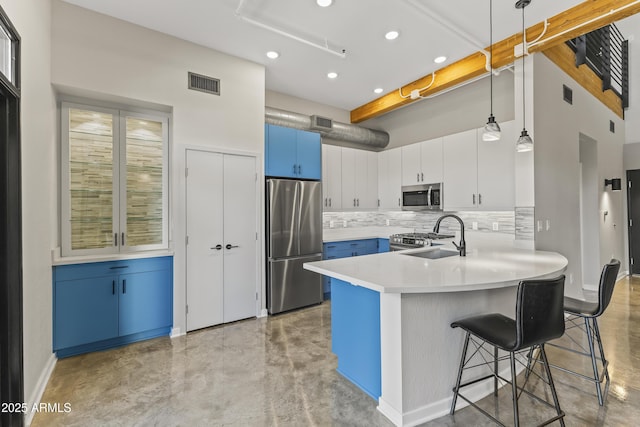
402;248;459;259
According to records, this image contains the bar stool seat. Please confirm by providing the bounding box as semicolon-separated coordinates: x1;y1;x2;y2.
450;276;566;427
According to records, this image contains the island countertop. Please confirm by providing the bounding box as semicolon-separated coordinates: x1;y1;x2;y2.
304;245;568;294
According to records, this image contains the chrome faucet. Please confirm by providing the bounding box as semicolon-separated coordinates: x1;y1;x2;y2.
433;214;466;256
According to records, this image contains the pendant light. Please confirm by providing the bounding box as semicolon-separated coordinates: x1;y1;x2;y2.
515;0;533;152
482;0;501;141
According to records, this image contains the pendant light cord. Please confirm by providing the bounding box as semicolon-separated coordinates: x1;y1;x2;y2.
490;0;493;115
522;4;526;130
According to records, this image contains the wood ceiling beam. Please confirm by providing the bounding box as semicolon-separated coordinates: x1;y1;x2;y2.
350;0;640;124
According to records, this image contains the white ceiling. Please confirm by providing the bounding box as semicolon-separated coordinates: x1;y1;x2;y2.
63;0;628;113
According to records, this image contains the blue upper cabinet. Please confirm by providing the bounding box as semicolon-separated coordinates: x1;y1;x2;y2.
295;129;322;179
265;124;321;180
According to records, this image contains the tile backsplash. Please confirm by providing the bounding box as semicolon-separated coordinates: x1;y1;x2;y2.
323;210;518;236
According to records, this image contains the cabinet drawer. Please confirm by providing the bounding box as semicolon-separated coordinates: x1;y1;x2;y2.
54;256;173;281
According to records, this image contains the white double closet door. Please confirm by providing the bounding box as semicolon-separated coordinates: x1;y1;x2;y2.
186;149;258;331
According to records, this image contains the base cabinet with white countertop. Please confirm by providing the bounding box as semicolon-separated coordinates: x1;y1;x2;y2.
53;256;173;358
322;238;389;298
304;246;567;426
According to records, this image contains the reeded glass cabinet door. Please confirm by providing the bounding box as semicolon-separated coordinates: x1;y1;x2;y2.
121;113;168;250
61;103;169;256
62;106;119;255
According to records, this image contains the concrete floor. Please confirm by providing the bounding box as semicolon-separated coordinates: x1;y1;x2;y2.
32;276;640;426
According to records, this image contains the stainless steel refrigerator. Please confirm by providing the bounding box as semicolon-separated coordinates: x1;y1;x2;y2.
266;178;323;314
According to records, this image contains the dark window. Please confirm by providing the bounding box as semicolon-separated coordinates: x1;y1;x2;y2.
0;4;22;427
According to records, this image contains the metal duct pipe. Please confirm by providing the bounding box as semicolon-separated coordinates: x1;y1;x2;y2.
265;107;389;149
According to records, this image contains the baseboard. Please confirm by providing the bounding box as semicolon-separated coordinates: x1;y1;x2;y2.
170;327;185;338
377;363;523;426
25;353;57;426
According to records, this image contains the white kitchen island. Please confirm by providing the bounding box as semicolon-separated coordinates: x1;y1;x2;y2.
304;244;567;427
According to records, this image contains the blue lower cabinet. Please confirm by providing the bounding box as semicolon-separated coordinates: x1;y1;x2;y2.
53;256;173;358
331;278;381;399
378;238;390;253
322;238;382;299
54;276;119;349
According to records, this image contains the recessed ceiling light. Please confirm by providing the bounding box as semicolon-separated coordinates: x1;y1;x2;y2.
327;72;338;79
317;0;332;7
385;31;399;40
374;88;383;94
434;56;447;64
266;51;279;59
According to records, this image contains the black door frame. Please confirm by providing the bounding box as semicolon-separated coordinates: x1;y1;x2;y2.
0;4;23;427
627;170;640;275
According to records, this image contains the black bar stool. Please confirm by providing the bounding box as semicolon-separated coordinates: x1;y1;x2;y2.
450;276;566;427
545;259;620;406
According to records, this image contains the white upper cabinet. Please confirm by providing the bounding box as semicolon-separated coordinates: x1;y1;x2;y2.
443;120;516;210
443;129;478;210
401;137;443;186
322;144;342;210
378;147;402;209
341;147;378;210
477;120;516;209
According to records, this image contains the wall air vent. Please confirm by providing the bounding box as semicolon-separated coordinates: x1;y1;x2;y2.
310;115;333;131
188;72;220;95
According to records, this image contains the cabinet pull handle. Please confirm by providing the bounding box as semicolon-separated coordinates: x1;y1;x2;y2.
421;172;424;182
329;198;332;207
112;280;115;295
122;279;126;294
324;198;328;207
398;198;401;206
353;198;356;207
293;164;297;174
357;199;360;207
478;194;482;205
121;232;125;246
298;165;302;175
109;266;129;269
473;194;476;205
226;244;239;249
211;244;223;250
114;233;118;246
417;173;420;182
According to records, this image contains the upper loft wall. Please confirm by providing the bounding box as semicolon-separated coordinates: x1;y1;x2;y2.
360;71;514;150
616;14;640;143
51;0;265;152
532;53;625;297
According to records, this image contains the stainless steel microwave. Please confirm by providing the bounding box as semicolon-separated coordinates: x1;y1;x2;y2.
401;183;442;211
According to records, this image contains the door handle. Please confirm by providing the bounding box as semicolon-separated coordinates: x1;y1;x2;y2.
112;280;115;295
121;232;125;246
226;244;239;249
211;244;223;250
122;279;126;294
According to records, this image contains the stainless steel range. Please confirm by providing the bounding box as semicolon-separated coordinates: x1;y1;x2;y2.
389;231;454;251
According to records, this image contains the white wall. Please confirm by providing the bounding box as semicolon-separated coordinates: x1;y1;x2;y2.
2;0;57;413
51;0;265;335
532;54;625;296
